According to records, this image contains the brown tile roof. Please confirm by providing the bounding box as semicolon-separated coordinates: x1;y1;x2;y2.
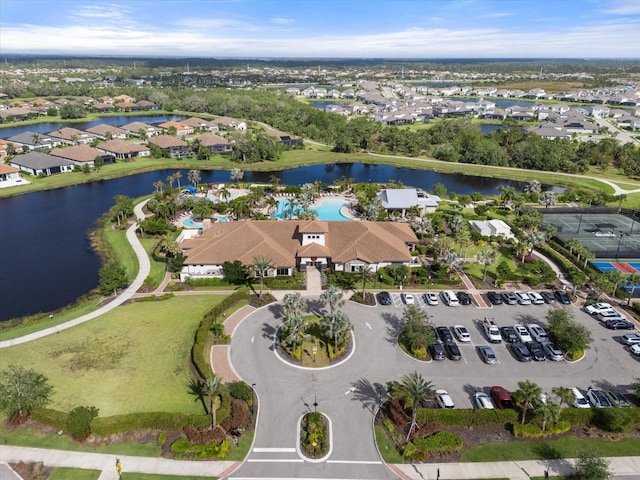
148;135;188;149
0;163;19;174
50;145;104;163
85;124;128;137
181;117;209;127
121;121;155;132
48;127;94;141
182;220;416;268
197;133;230;147
158;120;190;130
98;139;149;155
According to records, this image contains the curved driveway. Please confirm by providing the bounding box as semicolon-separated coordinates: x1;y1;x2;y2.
0;200;150;349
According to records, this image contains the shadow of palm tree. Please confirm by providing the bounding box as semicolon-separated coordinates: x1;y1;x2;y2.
350;377;386;414
268;303;283;318
381;311;404;343
513;312;541;324
262;323;277;349
306;299;326;315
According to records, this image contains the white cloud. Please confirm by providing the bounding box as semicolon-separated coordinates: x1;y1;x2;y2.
271;17;295;25
601;0;640;14
479;12;514;19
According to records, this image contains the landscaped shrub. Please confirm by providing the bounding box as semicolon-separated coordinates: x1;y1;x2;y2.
411;345;427;360
31;408;68;431
66;406;99;441
513;421;571;438
560;408;594;426
92;412;209;436
328;342;346;359
227;381;253;402
300;412;329;458
593;408;636;433
383;418;395;433
413;431;463;453
416;408;517;426
171;437;231;459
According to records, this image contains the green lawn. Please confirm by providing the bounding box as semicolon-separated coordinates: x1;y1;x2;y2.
104;227;140;282
374;425;403;464
140;237;169;286
48;468;101;480
460;436;640;462
0;295;223;416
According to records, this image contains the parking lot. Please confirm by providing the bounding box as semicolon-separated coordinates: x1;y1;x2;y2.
374;290;640;409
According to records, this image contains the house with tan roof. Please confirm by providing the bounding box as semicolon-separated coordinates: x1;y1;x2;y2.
85;124;128;140
50;145;113;167
48;127;96;145
211;116;247;131
264;128;303;147
196;133;232;153
96;139;150;160
136;100;159;111
115;101;140;111
114;94;135;103
148;135;189;158
182;117;216;131
121;122;162;137
0;163;22;185
179;220;417;280
158;120;194;136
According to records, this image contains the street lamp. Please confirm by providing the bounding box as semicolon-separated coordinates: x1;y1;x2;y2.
251;383;256;414
312;344;318;363
313;396;318;412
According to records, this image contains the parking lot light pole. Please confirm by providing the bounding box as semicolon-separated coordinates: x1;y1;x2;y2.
312;344;317;363
251;383;256;414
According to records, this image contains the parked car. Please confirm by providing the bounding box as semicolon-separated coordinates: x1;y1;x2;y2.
424;292;439;306
606;319;635;330
540;291;556;304
605;391;631;408
482;317;502;343
377;291;392;305
514;324;533;343
478;345;498;365
512;342;533;362
441;290;460;306
631;344;640;356
528;292;545;305
527;324;549;343
473;391;495;409
486;291;503;305
501;291;518;305
554;290;571;304
490;386;514;409
444;341;462;361
435;389;455;409
597;310;625;322
436;326;453;343
584;302;613;315
541;341;564;361
514;291;532;305
402;292;415;305
456;291;472;305
571;387;591;408
429;342;446;361
500;326;519;343
527;341;546;361
586;388;612;408
453;325;471;342
622;333;640;346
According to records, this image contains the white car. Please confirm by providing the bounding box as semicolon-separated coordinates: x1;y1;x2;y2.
571;387;591;409
584;302;613;315
424;292;439;306
402;293;415;305
473;391;495;409
453;325;471;342
596;309;625;322
514;291;532;305
586;388;612;408
631;344;640;356
526;324;548;343
435;389;455;409
527;292;545;305
514;324;533;343
623;333;640;346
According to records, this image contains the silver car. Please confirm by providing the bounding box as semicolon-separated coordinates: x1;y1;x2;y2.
473;391;495;409
478;345;498;365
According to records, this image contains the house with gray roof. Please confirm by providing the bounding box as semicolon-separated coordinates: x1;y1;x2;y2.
6;131;63;150
377;188;441;217
9;151;75;176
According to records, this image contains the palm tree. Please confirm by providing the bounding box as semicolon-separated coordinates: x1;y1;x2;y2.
355;265;375;299
513;380;542;425
153;180;164;194
476;248;498;282
203;375;223;429
174;171;183;189
626;273;640;306
604;270;624;296
552;386;576;407
230;168;244;186
412;216;433;241
320;286;345;315
31;132;42;147
269;174;281;191
264;196;279;218
166;174;175;190
441;251;461;280
524;179;541;195
321;310;351;353
282;292;307;318
565;239;581;257
447;215;465;234
251;255;273;298
219;187;231;203
436;235;455;256
187;169;201;189
389;371;434;442
498;185;516;207
539;191;557;209
535;400;561;432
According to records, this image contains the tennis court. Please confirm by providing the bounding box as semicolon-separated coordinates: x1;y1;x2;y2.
591;261;640;274
543;212;640;259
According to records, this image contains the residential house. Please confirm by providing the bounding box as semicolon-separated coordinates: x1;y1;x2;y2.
148;135;190;158
121;122;162;138
50;145;113;167
377;188;441;217
196;133;232;153
115;101;140;111
264;128;303;147
211;116;247;131
179;220;418;280
85;124;128;140
96;139;150;160
10;151;75;176
527;125;570;140
181;117;214;131
113;94;136;103
48;127;96;145
158;120;194;136
92;103;115;113
0;139;9;158
0;163;22;185
6;131;63;150
0;107;36;122
136;100;160;110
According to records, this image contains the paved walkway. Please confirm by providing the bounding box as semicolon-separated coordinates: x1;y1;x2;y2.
305;265;322;295
208;305;256;383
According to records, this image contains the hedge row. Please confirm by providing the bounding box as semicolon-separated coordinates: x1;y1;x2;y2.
192;289;249;379
513;421;571;438
539;242;587;287
416;408;518;426
32;408;68;431
413;431;463;453
560;407;640;428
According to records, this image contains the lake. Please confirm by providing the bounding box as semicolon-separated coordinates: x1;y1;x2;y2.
0;163;538;322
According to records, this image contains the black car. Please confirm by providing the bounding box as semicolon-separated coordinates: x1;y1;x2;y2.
540;291;556;304
436;326;454;343
554;290;571;305
456;291;472;305
511;342;533;362
377;291;392;305
526;341;546;361
444;341;462;361
606;319;635;330
501;291;518;305
486;291;503;305
429;342;447;361
500;326;518;343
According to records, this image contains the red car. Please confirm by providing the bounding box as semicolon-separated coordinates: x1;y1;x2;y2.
490;386;514;409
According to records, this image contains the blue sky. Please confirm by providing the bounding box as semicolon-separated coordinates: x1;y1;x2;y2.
1;0;639;58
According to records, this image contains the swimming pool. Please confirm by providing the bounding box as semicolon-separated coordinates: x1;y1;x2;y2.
275;198;349;221
182;215;229;228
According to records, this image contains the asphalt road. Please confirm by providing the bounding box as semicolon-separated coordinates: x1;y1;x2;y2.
228;293;639;480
